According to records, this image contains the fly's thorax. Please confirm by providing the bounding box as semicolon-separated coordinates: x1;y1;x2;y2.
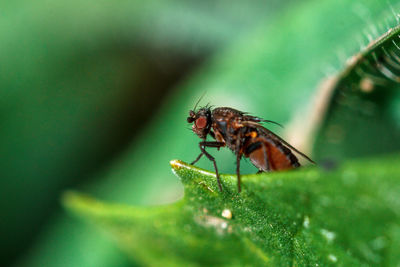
212;107;244;118
212;116;239;145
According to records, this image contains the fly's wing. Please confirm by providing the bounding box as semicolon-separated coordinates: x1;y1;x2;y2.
241;121;315;164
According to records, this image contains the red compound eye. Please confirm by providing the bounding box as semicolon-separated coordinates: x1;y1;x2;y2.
195;117;207;129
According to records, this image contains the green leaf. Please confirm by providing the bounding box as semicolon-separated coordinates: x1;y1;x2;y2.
64;154;400;266
312;25;400;160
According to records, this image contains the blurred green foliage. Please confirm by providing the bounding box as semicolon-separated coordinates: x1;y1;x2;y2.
1;0;400;266
313;24;400;160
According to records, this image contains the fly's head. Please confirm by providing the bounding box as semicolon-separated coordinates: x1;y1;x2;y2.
187;107;212;139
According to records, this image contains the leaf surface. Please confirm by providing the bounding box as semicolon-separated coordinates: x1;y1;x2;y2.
64;154;400;266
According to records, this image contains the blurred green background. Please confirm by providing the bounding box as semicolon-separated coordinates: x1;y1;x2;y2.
1;0;400;266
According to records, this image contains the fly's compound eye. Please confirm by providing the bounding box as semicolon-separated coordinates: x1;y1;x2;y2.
195;116;207;129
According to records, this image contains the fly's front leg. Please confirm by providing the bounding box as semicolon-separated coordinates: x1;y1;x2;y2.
191;141;224;165
194;141;225;191
190;153;204;165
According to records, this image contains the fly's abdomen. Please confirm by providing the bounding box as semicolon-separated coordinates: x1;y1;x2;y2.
244;136;300;171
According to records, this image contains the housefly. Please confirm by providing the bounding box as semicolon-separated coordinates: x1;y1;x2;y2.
187;105;315;193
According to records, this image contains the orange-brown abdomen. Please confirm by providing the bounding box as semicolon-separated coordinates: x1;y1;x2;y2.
244;136;300;171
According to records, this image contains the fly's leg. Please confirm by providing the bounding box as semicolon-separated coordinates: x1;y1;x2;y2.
202;149;222;192
191;142;224;165
235;129;245;193
193;141;225;191
190;153;203;165
191;141;223;165
236;154;241;192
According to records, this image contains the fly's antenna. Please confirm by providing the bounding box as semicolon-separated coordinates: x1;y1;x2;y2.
193;92;207;111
